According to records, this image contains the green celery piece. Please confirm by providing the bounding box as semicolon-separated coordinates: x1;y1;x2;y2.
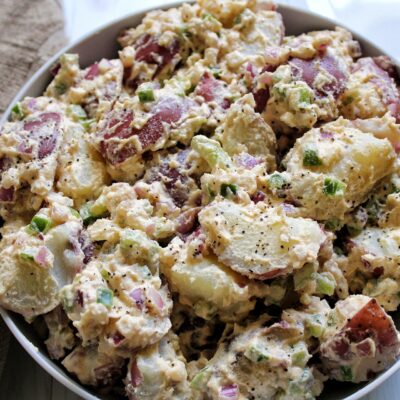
315;273;335;296
220;183;237;197
303;149;322;167
323;177;345;196
137;87;155;103
96;288;113;308
191;135;233;169
29;215;51;234
66;104;87;121
268;173;286;189
340;366;353;382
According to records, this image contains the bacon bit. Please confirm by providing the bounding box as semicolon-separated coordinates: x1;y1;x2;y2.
130;288;145;310
84;63;100;80
0;186;15;202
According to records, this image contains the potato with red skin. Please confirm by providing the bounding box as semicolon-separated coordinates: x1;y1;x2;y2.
320;295;400;383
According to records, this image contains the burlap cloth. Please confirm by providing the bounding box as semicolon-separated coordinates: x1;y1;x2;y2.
0;0;66;377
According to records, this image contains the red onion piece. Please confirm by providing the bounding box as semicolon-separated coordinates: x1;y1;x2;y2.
220;384;239;399
130;288;145;310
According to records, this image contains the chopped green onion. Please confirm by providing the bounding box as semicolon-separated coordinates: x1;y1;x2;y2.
137;87;155;103
268;173;286;189
220;183;237;197
299;88;312;104
96;288;113;308
303;149;322;167
54;82;68;95
342;96;354;106
11;102;23;119
323;177;345;196
340;366;353;382
29;215;51;234
324;218;343;232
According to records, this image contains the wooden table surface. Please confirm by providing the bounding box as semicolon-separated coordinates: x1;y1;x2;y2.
1;0;400;399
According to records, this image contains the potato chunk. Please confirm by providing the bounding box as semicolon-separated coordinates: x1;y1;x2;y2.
199;200;326;279
284;118;396;220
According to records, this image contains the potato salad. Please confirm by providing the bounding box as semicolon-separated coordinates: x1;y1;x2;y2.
1;0;400;398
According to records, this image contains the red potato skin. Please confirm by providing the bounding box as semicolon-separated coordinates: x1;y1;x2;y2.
346;299;399;349
321;298;400;381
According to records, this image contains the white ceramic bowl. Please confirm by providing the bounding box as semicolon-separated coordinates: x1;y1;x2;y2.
1;2;399;399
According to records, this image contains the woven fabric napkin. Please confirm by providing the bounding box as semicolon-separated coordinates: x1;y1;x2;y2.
0;0;66;377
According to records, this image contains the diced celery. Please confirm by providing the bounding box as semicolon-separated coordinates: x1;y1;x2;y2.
120;229;143;251
96;288;113;308
303;149;322;167
90;201;108;217
66;104;87;121
211;67;222;78
81;118;95;131
340;365;353;382
190;367;210;390
191;135;233;169
137;87;155;103
323;178;346;196
220;183;237;197
101;269;110;281
69;207;81;219
291;342;309;367
80;201;107;226
315;272;335;296
268;173;286;189
29;215;52;234
202;12;219;23
293;263;315;291
305;314;325;338
244;342;270;363
19;249;36;262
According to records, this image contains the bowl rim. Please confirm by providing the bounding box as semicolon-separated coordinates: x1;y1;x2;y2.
1;2;400;399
